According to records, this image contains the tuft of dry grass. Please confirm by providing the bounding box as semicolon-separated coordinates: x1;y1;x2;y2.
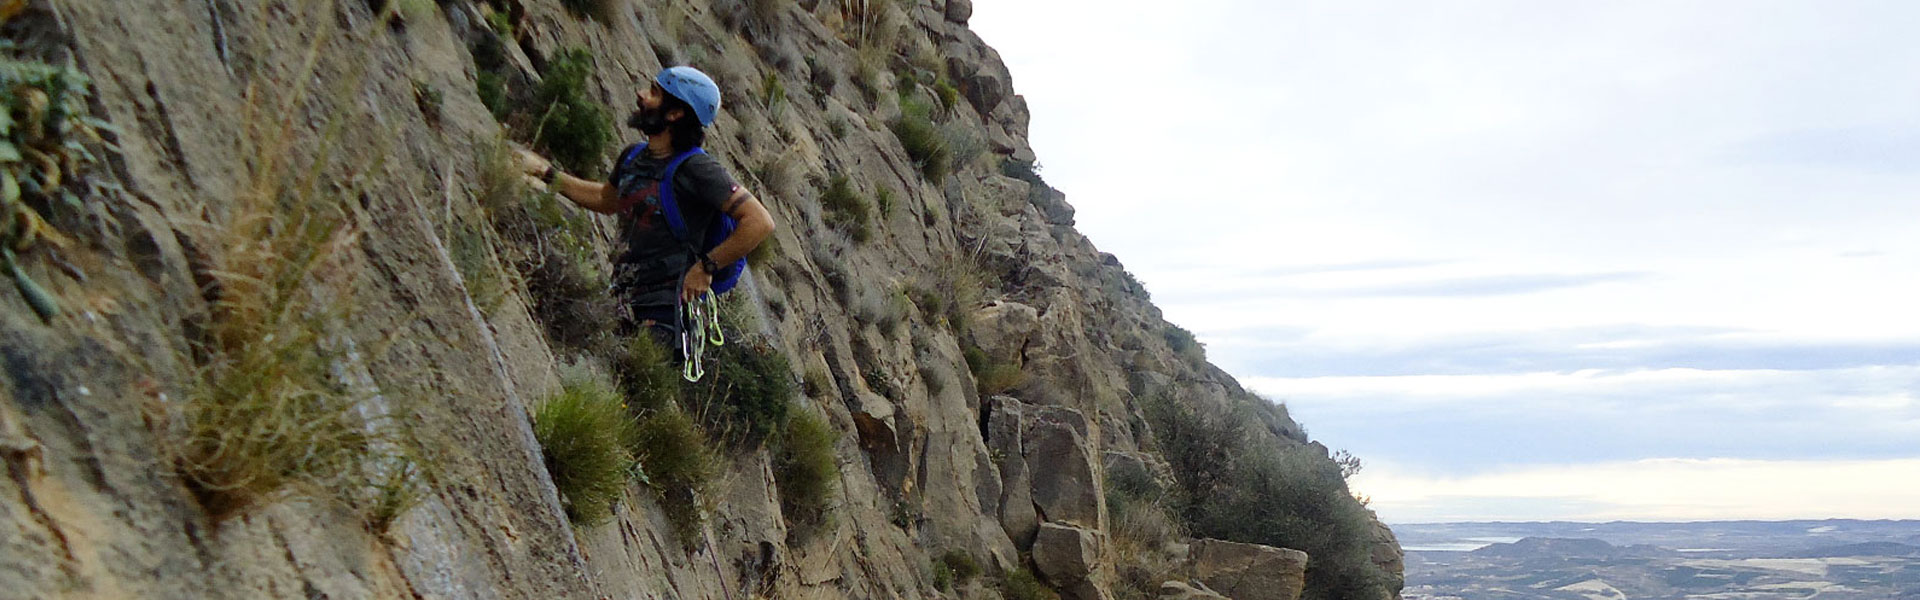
532;365;637;526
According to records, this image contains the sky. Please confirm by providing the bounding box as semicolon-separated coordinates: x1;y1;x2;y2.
968;1;1920;524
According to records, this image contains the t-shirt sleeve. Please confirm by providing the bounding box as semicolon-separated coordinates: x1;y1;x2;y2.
673;154;738;212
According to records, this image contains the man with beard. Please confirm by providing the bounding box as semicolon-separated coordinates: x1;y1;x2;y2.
517;66;775;347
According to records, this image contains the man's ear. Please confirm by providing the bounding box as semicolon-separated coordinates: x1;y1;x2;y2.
666;107;687;123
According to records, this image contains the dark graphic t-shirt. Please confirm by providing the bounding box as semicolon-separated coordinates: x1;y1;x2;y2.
607;145;737;310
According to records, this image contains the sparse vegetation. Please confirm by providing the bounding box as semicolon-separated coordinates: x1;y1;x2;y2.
964;344;1025;396
475;137;612;352
475;71;509;119
613;333;681;414
633;403;719;542
1162;324;1204;362
1002;568;1059;600
891;95;952;182
532;366;637;525
773;408;840;534
874;185;896;217
819;173;874;242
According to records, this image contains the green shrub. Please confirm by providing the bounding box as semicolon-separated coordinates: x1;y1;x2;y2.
685;339;797;446
773;408;840;533
634;403;718;542
475;71;509;119
932;559;954;592
891;97;951;182
531;48;614;176
533;366;637;525
941;549;981;581
819;173;874;242
613;333;681;414
941;121;985;175
1163;324;1204;362
1002;568;1058;600
761;70;787;112
935;78;961;111
874;185;896;217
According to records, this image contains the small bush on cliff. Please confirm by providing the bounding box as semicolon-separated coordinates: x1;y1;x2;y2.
819;173;874;243
773;408;840;534
633;403;718;542
891;96;952;182
532;366;637;525
530;48;614;177
683;338;797;447
1001;568;1059;600
613;333;681;414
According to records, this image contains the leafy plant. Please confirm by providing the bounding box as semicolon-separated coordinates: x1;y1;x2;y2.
531;48;614;177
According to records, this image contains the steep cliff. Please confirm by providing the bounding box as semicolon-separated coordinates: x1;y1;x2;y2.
0;1;1399;599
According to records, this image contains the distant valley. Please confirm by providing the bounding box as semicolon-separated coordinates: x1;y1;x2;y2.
1398;520;1920;599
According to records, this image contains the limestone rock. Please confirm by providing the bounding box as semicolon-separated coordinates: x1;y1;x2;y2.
945;0;973;24
1370;514;1407;600
1034;522;1100;584
1188;538;1309;600
1024;406;1101;528
987;396;1041;547
967;300;1040;364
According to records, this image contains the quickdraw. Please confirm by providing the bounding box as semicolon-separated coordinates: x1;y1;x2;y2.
679;291;726;382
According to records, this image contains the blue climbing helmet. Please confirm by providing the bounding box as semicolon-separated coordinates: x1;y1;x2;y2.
656;66;721;127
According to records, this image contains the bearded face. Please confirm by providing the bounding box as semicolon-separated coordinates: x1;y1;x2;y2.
627;104;671;135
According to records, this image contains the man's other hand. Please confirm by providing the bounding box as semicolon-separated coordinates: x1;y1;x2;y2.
681;263;713;302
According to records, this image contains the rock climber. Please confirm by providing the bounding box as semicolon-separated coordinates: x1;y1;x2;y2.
517;66;775;348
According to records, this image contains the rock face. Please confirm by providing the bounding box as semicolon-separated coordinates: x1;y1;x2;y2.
1371;513;1408;599
0;0;1393;598
1188;539;1311;600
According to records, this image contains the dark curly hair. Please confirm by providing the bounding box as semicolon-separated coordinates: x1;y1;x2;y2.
662;92;707;152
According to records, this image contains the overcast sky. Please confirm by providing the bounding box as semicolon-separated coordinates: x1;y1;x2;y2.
969;1;1920;523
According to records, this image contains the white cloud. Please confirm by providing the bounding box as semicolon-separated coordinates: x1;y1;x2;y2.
1356;457;1920;523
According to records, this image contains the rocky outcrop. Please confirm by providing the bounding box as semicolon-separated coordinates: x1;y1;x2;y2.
0;0;1394;598
1371;514;1408;600
1188;539;1311;600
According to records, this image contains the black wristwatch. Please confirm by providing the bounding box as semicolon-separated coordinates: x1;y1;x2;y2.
699;254;721;274
542;165;560;184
